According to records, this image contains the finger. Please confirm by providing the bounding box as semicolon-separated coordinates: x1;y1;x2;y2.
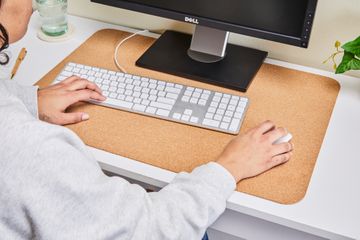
268;152;292;169
62;75;82;84
254;120;275;135
67;79;103;95
265;127;288;143
58;112;90;125
69;89;106;104
271;142;293;156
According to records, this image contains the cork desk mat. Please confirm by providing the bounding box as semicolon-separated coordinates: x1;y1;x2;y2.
36;29;340;204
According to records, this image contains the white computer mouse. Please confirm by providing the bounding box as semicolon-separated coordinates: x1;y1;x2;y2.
273;133;293;145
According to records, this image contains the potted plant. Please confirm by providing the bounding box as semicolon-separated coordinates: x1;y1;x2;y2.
324;36;360;74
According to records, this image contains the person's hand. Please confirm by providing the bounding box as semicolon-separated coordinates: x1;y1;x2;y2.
37;76;106;125
216;121;293;182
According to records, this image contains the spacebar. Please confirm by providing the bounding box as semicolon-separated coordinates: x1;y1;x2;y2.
104;98;133;109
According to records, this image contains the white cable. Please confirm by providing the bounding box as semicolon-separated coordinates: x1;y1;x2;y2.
114;29;149;73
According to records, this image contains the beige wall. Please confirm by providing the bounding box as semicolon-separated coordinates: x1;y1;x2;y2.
67;0;360;77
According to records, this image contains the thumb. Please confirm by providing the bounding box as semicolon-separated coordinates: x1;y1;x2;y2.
58;112;90;125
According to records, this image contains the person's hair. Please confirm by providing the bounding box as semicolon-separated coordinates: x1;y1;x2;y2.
0;0;10;66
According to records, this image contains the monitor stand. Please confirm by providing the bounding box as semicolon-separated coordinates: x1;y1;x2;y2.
136;26;268;92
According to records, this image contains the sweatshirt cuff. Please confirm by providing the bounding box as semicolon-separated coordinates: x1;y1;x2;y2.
20;85;39;119
191;162;236;200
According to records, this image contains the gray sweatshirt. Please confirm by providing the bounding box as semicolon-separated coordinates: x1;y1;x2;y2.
0;80;236;240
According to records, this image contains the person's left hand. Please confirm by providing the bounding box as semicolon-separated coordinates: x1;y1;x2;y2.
37;76;106;125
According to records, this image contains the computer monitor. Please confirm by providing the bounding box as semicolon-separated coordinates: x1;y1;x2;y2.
91;0;318;92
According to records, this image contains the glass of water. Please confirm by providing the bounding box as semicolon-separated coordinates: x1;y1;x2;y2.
36;0;68;36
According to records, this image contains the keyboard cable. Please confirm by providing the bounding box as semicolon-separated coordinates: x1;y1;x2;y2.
114;29;149;74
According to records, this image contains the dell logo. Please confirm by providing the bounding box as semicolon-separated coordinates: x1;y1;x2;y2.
185;17;199;24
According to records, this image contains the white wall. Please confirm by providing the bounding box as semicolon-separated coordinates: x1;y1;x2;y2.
67;0;360;78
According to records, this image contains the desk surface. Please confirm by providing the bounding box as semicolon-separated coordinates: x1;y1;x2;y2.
11;13;360;239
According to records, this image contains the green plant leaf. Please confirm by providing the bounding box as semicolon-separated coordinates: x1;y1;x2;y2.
336;51;360;74
342;36;360;57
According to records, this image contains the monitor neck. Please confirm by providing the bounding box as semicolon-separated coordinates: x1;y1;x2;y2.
188;25;229;63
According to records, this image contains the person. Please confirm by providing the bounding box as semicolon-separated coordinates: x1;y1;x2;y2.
0;0;293;239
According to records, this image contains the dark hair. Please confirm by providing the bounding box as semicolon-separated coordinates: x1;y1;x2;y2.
0;0;10;65
0;24;9;65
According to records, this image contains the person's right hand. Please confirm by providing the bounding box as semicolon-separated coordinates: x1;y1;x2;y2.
216;121;293;182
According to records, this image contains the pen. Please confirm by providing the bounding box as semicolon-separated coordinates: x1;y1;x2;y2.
11;47;27;79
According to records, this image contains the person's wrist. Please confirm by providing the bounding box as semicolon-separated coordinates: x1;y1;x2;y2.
216;157;244;183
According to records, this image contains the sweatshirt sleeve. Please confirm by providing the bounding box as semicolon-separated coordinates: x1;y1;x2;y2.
0;80;39;119
7;126;235;240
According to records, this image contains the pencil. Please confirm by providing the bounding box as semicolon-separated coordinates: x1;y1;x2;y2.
11;48;27;79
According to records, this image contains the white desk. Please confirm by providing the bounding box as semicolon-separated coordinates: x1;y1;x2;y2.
11;13;360;240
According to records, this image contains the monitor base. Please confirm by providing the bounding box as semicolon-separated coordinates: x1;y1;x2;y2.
136;30;268;92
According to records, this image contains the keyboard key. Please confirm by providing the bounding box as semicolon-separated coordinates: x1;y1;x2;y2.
219;103;227;109
228;105;236;111
198;99;207;106
223;117;231;123
133;91;141;98
184;109;193;115
145;106;157;114
213;96;221;102
225;111;234;117
201;94;209;100
182;96;190;102
203;119;220;128
150;101;173;110
181;115;190;121
234;113;243;119
190;117;199;123
62;71;72;77
220;122;229;130
205;113;214;119
230;99;238;106
195;88;203;93
221;98;230;104
214;114;223;121
134;98;142;104
158;91;166;97
133;104;146;112
149;95;157;101
229;118;241;132
165;87;181;94
106;98;133;109
210;102;218;108
156;109;170;117
173;113;181;120
190;98;198;104
125;96;134;102
125;90;133;96
142;99;150;106
158;97;176;105
208;107;216;113
109;92;117;99
157;85;165;91
167;93;178;99
184;91;192;96
216;109;225;115
193;92;201;98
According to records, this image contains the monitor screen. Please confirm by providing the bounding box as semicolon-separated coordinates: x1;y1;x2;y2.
121;0;309;38
95;0;317;47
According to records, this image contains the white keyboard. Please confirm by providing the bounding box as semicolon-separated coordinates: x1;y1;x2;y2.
54;62;249;134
